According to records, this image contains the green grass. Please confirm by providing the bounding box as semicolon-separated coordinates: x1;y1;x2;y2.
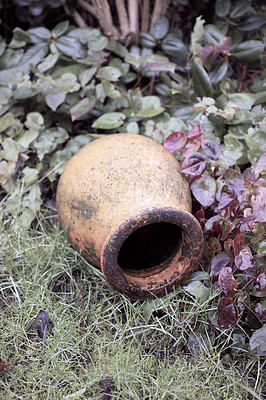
0;214;265;400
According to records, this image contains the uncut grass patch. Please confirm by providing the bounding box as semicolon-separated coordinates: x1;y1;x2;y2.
0;215;265;399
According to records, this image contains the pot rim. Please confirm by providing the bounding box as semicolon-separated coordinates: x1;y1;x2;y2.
101;206;203;299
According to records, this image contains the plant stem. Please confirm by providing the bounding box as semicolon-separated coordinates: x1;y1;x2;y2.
115;0;130;37
128;0;139;43
91;0;120;40
141;0;150;33
78;0;98;18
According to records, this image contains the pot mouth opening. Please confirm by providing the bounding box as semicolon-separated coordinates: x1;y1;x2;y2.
117;222;182;277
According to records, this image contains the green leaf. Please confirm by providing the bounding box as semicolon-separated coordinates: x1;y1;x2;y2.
223;134;244;163
9;27;31;48
55;36;87;58
20;43;49;72
204;24;225;44
257;240;266;257
79;66;97;87
0;160;16;184
191;16;205;60
88;34;108;51
21;166;38;185
183;280;210;304
191;61;213;97
45;90;66;111
27;27;51;43
70;97;96;121
126;122;139;135
137;96;165;118
230;0;251;19
151;16;169;40
25;112;44;128
233;40;264;63
238;15;266;31
106;40;128;57
0;88;12;105
161;37;187;63
0;112;15;133
143;54;176;73
92;112;126;129
249;326;266;356
17;128;39;150
139;33;157;49
215;0;231;17
102;80;121;99
227;93;256;110
55;73;80;93
33;127;69;160
37;53;58;72
0;138;19;161
209;59;228;85
52;21;69;37
245;128;266;152
97;66;121;81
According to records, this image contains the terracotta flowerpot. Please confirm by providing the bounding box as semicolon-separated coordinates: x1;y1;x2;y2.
56;134;203;298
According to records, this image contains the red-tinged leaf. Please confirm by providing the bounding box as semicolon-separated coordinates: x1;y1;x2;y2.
220;199;240;222
251;187;266;222
219;267;238;297
187;124;203;141
182;141;201;158
218;297;238;329
214;37;231;54
233;234;246;257
194;208;205;231
210;251;233;279
235;215;256;233
190;175;216;207
221;220;235;240
235;246;253;271
164;131;186;152
180;152;206;177
201;139;222;160
0;358;12;370
218;185;236;210
205;215;223;238
224;238;234;259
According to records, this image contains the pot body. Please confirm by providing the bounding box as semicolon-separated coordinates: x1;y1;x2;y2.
56;133;203;298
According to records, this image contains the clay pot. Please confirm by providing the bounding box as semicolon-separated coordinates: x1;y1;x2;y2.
56;134;203;298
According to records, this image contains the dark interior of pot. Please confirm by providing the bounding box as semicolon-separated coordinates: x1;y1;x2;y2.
117;222;182;275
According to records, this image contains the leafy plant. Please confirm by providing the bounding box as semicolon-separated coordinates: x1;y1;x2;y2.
0;0;265;354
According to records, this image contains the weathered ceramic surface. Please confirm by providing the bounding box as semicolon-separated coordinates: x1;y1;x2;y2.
56;133;203;298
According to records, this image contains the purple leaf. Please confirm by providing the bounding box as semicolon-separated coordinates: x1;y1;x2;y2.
187;124;203;141
218;267;238;298
251;187;266;222
180;152;206;177
200;44;214;63
210;252;233;279
201;139;222;160
218;297;238;329
235;215;256;233
235;246;253;271
190;175;216;207
214;37;231;54
224;169;250;204
164;131;186;152
218;185;236;210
